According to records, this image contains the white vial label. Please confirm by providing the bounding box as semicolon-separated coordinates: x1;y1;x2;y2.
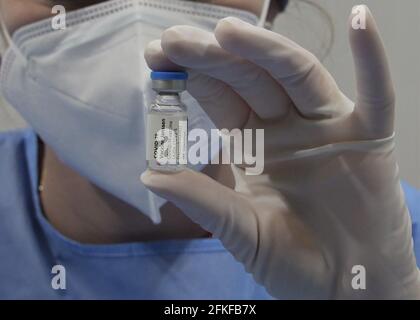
147;114;188;166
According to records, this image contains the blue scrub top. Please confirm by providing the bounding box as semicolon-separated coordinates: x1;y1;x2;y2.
0;129;419;299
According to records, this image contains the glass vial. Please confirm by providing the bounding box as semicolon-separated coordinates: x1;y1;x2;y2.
147;71;188;172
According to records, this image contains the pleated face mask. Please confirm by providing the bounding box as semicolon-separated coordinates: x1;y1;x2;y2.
0;0;259;223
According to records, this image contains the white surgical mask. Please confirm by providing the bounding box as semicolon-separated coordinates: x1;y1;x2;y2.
0;10;10;61
0;0;263;223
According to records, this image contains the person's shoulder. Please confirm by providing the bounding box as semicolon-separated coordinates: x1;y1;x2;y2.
0;127;38;222
0;128;37;154
0;127;37;185
402;180;420;262
402;181;420;220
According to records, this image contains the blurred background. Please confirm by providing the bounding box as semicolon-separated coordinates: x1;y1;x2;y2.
1;0;419;187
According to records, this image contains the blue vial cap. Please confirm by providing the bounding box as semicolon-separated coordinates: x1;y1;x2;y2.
151;71;188;81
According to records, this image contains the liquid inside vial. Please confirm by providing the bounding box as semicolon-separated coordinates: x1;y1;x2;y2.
147;73;188;172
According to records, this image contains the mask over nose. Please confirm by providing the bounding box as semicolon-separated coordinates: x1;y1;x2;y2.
0;0;264;223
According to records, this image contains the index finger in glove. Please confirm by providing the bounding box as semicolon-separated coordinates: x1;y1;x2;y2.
215;17;351;119
160;25;292;121
349;5;395;137
145;39;250;130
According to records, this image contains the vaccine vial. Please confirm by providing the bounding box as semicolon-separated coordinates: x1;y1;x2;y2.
147;71;188;172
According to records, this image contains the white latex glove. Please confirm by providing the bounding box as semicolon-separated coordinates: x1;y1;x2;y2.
141;6;420;299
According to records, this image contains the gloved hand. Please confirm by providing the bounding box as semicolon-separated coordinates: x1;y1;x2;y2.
141;6;420;299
